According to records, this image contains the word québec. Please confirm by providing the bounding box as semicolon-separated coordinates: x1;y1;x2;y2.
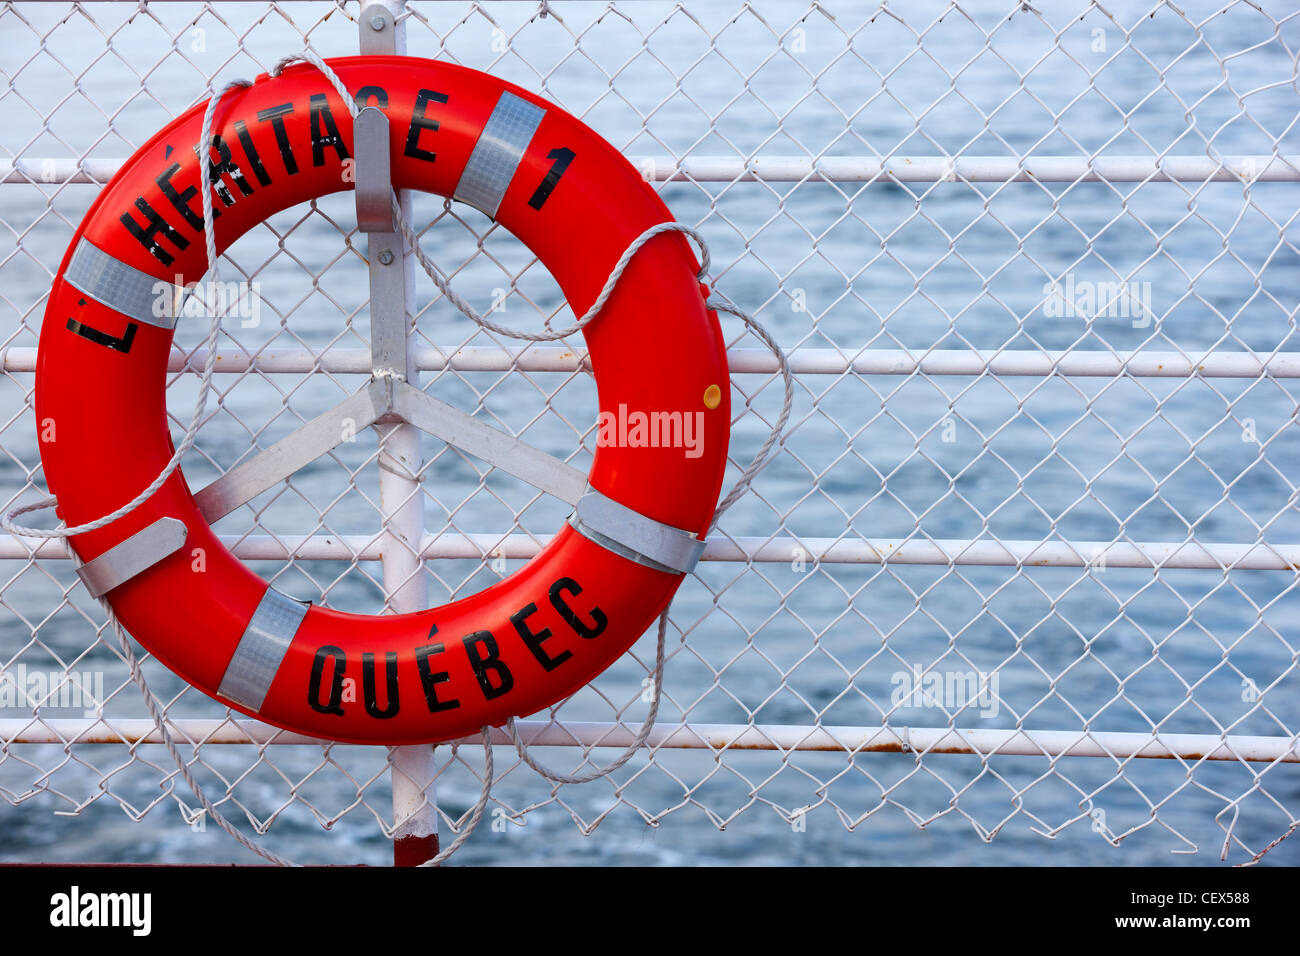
306;575;607;719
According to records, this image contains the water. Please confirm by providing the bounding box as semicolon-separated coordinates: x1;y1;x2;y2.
0;0;1297;865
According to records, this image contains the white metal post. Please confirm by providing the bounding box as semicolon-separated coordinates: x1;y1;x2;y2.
357;1;440;867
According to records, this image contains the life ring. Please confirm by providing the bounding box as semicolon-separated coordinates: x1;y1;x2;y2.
35;56;730;745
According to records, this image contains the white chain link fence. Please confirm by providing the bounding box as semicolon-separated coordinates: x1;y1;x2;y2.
1;0;1297;865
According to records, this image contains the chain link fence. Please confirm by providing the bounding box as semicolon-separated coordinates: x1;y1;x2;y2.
0;0;1297;865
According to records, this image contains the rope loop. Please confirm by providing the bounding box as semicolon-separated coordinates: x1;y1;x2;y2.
7;56;794;866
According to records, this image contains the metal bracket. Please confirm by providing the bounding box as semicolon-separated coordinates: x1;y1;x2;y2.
76;517;188;598
359;3;398;55
568;489;706;575
191;374;706;573
195;386;386;522
389;380;588;504
190;21;703;578
192;377;586;519
353;100;409;379
391;382;706;574
354;106;395;233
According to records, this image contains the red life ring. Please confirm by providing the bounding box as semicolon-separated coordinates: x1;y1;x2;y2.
35;56;729;745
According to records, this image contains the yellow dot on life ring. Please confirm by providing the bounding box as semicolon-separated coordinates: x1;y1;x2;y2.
703;384;722;409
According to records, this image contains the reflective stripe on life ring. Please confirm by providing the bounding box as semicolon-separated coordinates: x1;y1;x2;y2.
35;55;730;745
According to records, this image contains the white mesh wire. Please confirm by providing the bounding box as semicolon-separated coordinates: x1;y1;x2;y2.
0;0;1297;865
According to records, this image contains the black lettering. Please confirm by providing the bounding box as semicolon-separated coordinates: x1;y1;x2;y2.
257;102;298;175
361;651;400;719
120;196;189;266
354;85;388;109
510;602;571;672
66;318;137;354
308;645;346;716
414;631;460;713
462;630;513;700
234;119;272;187
309;93;350;167
197;134;255;206
528;147;575;210
549;577;607;640
156;162;202;230
404;89;449;163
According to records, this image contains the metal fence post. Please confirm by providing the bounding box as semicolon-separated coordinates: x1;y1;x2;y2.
357;0;440;867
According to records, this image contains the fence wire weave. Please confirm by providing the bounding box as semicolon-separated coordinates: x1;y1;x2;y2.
0;0;1297;865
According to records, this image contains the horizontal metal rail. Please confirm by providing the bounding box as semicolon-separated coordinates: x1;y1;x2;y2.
5;155;1298;184
5;534;1296;570
4;346;1298;378
1;718;1294;762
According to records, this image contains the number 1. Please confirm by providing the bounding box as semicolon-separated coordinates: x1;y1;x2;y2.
528;148;575;210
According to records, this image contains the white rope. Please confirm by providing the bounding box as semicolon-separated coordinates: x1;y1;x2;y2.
71;77;308;867
0;76;322;867
8;77;307;867
0;82;251;540
8;55;795;860
507;610;670;785
65;539;298;866
85;516;493;868
269;52;795;786
419;727;494;867
286;56;794;785
267;54;794;531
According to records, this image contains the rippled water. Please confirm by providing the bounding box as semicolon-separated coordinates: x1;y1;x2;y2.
1;0;1298;865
